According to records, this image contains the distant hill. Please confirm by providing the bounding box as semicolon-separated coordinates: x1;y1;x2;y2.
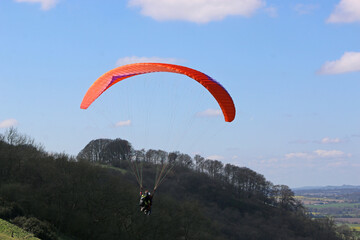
0;130;356;240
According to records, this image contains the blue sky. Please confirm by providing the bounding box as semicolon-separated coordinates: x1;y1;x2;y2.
1;0;360;188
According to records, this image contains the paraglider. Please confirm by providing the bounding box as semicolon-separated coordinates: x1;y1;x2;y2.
80;62;235;122
81;62;236;214
139;189;153;215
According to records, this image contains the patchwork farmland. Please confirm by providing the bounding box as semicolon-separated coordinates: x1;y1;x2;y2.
294;186;360;233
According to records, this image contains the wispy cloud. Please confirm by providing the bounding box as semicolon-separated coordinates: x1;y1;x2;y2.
327;0;360;23
318;52;360;75
321;137;342;144
294;4;319;15
115;120;131;127
286;149;350;159
196;109;222;118
116;56;180;66
285;152;313;160
207;155;225;160
0;119;18;128
327;161;349;167
227;147;240;151
314;149;349;158
128;0;265;23
290;136;344;144
289;139;311;144
264;6;277;18
245;146;359;176
14;0;59;10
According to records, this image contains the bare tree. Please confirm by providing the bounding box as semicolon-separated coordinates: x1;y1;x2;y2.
4;127;35;146
194;154;205;172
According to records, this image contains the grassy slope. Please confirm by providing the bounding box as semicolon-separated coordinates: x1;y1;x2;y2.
95;163;128;174
0;218;39;240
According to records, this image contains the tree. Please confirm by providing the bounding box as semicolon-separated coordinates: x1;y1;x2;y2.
194;154;205;172
100;138;133;166
273;185;298;210
204;159;223;179
177;153;193;167
77;139;112;162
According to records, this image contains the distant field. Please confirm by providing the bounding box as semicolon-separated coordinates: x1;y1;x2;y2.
0;218;39;240
296;187;360;237
348;224;360;232
307;202;360;209
336;218;360;224
295;196;345;205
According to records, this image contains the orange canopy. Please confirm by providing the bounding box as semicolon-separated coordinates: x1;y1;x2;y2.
81;63;235;122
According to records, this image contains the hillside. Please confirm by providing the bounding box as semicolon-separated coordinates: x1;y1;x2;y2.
0;218;39;240
0;130;357;240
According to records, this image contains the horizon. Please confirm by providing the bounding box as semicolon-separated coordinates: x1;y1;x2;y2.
1;0;359;188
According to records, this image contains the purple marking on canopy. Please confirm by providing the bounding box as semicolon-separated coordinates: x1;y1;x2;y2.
109;73;138;86
203;74;230;94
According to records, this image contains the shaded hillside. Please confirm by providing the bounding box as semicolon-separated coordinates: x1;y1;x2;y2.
0;130;355;240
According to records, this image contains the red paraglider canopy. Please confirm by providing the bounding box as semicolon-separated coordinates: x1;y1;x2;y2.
81;63;235;122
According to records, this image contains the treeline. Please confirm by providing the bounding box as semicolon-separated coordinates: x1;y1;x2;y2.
0;129;356;240
78;138;303;212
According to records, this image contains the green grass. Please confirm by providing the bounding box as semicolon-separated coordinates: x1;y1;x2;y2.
0;232;16;240
94;163;128;174
0;218;39;240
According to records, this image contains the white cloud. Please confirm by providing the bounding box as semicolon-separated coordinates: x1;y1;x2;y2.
196;109;222;118
207;155;224;160
128;0;265;23
294;4;319;15
289;139;311;144
327;161;349;167
260;158;279;164
321;137;342;144
314;149;349;158
285;152;311;159
115;120;131;127
14;0;59;10
327;0;360;23
318;52;360;75
0;119;18;128
285;149;350;159
116;56;180;66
